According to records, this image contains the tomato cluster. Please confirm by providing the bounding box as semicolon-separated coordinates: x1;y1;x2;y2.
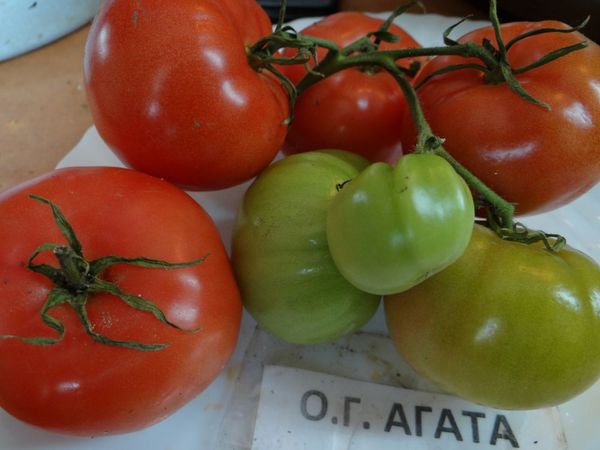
1;0;600;438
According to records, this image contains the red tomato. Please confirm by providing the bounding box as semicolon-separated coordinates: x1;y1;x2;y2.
84;0;288;191
0;167;241;435
281;12;423;162
401;21;600;215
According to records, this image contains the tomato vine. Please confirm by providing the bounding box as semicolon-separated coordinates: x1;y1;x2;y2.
248;0;590;250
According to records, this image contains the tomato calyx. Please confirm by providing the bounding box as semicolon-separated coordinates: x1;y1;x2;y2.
247;0;325;122
247;1;421;118
1;195;206;351
417;0;589;109
484;215;567;252
247;29;303;123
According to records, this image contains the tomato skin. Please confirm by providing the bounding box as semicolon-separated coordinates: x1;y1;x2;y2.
215;0;274;44
0;167;241;435
327;154;474;295
284;69;408;162
84;0;288;191
385;224;600;410
401;21;600;215
231;151;380;344
281;12;423;162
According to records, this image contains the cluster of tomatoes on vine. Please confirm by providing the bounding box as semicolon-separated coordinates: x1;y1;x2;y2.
0;0;599;437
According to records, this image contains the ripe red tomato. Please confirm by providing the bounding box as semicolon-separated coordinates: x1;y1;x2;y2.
281;12;423;162
84;0;288;191
400;21;600;215
0;167;241;435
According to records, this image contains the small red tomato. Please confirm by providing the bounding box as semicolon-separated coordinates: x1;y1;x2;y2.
281;12;424;162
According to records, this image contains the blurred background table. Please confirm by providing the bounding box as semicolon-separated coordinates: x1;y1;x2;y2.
0;0;485;192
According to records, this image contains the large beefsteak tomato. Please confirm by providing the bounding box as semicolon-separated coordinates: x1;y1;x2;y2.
0;167;241;435
84;0;288;190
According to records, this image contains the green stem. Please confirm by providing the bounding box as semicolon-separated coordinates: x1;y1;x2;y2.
371;1;421;46
512;41;588;74
245;1;587;245
483;0;550;109
1;196;205;351
505;16;590;50
295;48;517;229
53;246;91;292
371;57;516;229
294;42;499;94
489;0;508;60
430;149;515;229
275;0;288;32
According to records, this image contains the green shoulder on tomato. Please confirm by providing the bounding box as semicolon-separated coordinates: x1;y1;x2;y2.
385;224;600;410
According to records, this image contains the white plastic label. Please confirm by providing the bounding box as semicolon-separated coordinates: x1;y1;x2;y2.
251;365;567;450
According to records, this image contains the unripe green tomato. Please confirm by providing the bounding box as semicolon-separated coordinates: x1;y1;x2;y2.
327;153;474;295
231;151;380;344
385;224;600;410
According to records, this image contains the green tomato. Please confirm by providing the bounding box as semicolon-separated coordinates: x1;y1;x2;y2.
231;151;380;344
385;224;600;410
327;153;474;295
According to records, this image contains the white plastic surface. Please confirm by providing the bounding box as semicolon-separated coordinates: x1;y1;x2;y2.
0;12;599;450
